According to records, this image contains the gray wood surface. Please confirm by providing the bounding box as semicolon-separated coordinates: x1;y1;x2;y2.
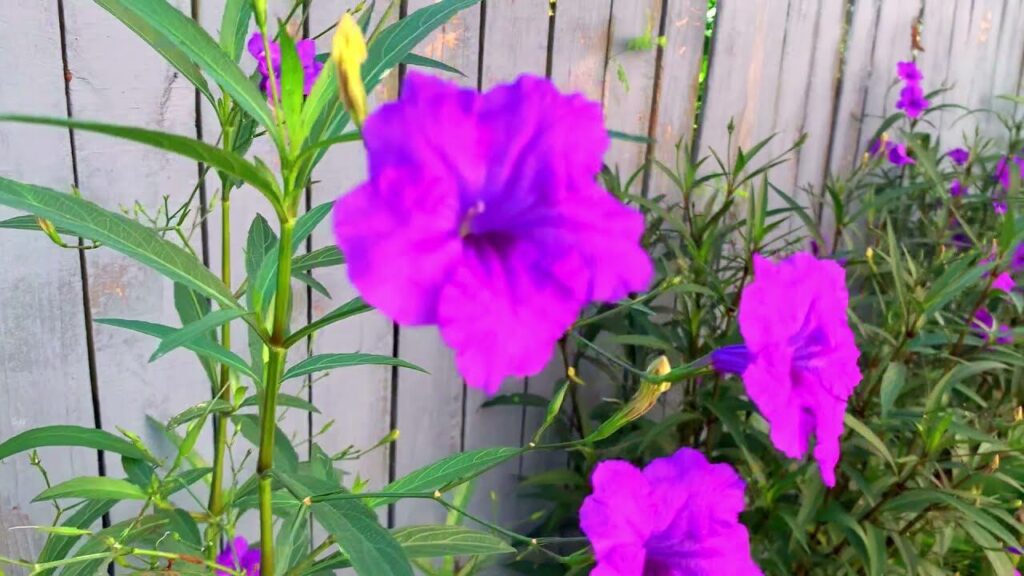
1;1;1023;567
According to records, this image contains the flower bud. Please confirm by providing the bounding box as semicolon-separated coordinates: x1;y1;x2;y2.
332;13;369;128
252;0;267;28
1015;405;1023;422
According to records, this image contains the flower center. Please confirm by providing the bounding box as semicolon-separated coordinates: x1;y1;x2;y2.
459;199;486;238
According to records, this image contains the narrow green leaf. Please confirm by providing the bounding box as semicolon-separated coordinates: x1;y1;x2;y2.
366;447;523;508
879;362;906;419
480;393;550;409
392;525;514;558
276;472;413;576
0;177;239;309
401;53;465;76
36;500;115;576
93;0;276;132
278;30;305;144
91;0;213;103
608;129;652;144
0;425;154;464
0;215;72;235
166;399;233;429
843;413;896;471
150;309;249;362
173;283;217;384
245;214;277;281
292;245;345;273
251;202;333;313
161;467;213;497
219;0;253;62
34;477;147;502
0;116;278;200
282;353;426;381
235;414;298;472
239;393;319;413
96;318;258;382
286;297;371;347
293;269;332;299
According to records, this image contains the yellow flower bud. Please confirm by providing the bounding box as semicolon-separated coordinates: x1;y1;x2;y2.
1015;405;1023;422
332;13;369;128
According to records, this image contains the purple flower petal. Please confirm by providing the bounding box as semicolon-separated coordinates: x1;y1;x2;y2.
947;147;970;166
216;537;260;576
993;272;1015;293
888;143;915;166
580;448;762;575
895;84;929;119
247;32;323;97
333;73;651;392
731;254;862;487
896;61;924;83
950;178;966;197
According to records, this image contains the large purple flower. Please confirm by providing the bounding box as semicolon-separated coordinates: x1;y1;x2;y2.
896;83;929;119
888;142;915;166
248;33;323;96
216;537;260;576
579;447;762;575
712;254;862;487
333;73;652;393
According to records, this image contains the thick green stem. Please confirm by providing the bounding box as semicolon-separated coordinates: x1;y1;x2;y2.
207;187;232;559
258;216;295;576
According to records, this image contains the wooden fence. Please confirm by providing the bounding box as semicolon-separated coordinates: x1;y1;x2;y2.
2;0;1023;551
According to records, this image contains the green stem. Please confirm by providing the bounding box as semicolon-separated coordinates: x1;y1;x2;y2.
207;183;233;558
258;216;296;576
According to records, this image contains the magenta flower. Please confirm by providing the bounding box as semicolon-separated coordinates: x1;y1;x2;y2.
1012;244;1024;272
867;137;887;157
896;61;923;83
994;200;1009;215
993;272;1015;293
947;148;970;166
333;73;652;393
950;178;966;197
973;308;1012;345
247;33;323;96
995;155;1024;190
579;447;762;575
216;537;260;576
896;84;929;119
711;254;862;487
888;143;915;166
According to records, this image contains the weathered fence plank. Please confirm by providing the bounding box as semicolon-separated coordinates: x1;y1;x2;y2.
0;0;97;530
61;0;211;520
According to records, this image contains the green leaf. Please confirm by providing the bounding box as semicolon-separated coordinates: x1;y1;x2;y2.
392;525;514;558
275;472;413;576
96;318;258;382
251;202;333;313
93;0;276;133
292;245;345;273
35;500;115;576
282;353;426;381
0;116;278;201
0;425;155;464
245;214;277;281
91;0;213;103
278;29;305;144
608;129;652;144
401;53;465;76
235;414;298;472
173;283;217;385
365;447;523;508
150;308;249;362
293;269;332;300
843;413;896;471
161;467;213;497
0;215;72;235
286;297;371;347
240;393;319;413
879;361;906;419
166;399;233;429
480;393;550;409
34;477;147;502
0;177;239;309
219;0;253;62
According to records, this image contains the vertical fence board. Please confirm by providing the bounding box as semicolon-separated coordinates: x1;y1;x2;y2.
392;0;483;529
649;0;707;201
61;0;211;520
0;0;96;530
466;0;549;529
604;0;664;172
306;2;397;514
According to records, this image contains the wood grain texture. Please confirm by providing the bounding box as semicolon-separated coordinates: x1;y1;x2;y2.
0;0;97;529
61;0;211;520
392;0;483;529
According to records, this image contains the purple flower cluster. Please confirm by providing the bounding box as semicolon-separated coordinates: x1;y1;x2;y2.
580;448;762;575
248;33;323;97
711;253;862;487
895;61;929;119
217;537;260;576
867;135;915;167
332;73;651;393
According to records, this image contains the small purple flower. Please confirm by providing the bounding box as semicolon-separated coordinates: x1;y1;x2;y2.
994;200;1009;215
950;178;966;197
579;447;762;575
1011;243;1024;273
333;73;652;393
993;272;1015;293
247;33;323;96
711;254;862;487
867;137;888;157
888;143;915;166
216;537;260;576
896;84;929;119
973;308;1012;345
947;148;970;166
896;61;924;83
995;155;1024;190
